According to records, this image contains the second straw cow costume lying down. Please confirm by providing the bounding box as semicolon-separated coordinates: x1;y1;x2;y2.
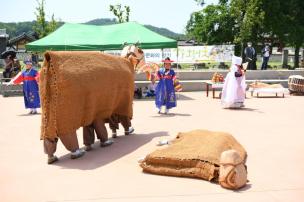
40;51;140;163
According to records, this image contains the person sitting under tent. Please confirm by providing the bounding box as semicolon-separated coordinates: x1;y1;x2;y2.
145;74;157;97
3;55;21;81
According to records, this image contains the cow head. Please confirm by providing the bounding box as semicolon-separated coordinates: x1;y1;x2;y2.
121;44;145;72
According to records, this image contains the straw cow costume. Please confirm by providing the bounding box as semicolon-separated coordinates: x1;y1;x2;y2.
40;51;138;164
140;130;248;190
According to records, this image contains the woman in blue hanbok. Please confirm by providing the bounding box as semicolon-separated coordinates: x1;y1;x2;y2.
155;57;177;114
10;59;40;114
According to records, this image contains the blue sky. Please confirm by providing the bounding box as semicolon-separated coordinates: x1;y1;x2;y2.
0;0;218;34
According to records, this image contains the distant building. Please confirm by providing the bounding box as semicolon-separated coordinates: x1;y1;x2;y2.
177;39;203;46
0;29;9;54
7;32;38;51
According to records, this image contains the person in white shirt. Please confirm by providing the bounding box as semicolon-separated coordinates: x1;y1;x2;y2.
261;44;271;70
146;74;157;97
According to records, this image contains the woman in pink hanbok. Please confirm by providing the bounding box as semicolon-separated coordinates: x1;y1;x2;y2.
221;56;246;108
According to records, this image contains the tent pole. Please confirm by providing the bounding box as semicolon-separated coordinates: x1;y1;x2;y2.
161;48;163;64
176;46;179;70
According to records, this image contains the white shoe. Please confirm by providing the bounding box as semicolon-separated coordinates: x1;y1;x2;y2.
71;149;85;159
128;127;135;134
164;108;169;114
157;140;169;146
100;139;114;147
137;156;146;163
125;127;134;135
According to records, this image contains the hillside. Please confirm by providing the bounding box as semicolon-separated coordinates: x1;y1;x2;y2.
85;19;186;40
0;18;186;40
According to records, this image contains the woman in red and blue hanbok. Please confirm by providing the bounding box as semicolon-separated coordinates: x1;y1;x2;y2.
155;57;177;114
11;59;40;114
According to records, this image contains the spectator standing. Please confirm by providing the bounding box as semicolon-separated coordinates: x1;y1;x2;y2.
8;59;40;114
261;44;271;70
244;42;257;70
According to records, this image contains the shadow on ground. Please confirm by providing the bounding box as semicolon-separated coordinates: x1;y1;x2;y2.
176;94;195;100
250;95;288;98
235;183;252;192
134;94;194;101
53;131;168;170
151;112;192;118
224;107;264;113
18;112;41;116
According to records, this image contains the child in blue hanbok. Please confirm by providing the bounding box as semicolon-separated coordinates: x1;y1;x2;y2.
155;57;177;114
9;59;40;114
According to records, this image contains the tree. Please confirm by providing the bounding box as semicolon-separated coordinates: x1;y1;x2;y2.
0;22;34;37
281;0;304;68
188;0;303;68
262;0;304;68
230;0;265;56
109;4;130;23
188;0;265;54
48;14;58;34
33;0;58;38
195;0;206;6
186;4;235;45
34;0;48;38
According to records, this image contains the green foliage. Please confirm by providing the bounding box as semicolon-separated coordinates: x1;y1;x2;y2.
84;19;185;40
85;18;117;25
195;0;206;6
0;18;183;40
144;25;186;40
109;4;130;23
262;0;304;68
33;0;48;37
0;22;35;37
187;0;303;67
48;14;58;33
280;0;304;68
33;0;59;38
230;0;265;44
186;5;235;44
187;0;266;45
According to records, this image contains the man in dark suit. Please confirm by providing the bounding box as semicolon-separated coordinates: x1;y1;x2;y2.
244;42;257;70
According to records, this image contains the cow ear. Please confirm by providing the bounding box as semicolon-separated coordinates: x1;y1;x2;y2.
121;46;130;57
130;45;136;53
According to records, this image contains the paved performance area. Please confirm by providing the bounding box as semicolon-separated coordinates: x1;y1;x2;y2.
1;92;304;202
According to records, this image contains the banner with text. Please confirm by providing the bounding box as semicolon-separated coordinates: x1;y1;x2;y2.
105;45;234;63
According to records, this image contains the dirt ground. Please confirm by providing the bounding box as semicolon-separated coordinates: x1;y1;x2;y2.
0;92;303;202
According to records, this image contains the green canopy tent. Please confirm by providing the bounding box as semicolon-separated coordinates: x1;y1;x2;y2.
26;22;177;51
